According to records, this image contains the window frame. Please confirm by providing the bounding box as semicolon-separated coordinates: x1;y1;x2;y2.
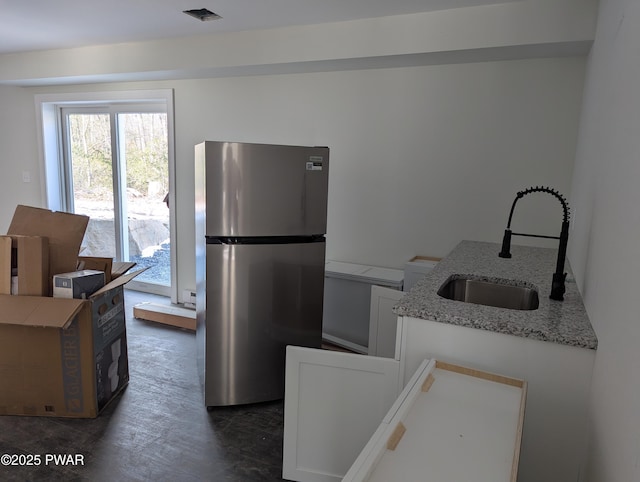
34;90;177;301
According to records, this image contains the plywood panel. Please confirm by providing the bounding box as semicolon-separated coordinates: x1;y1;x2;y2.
133;302;195;331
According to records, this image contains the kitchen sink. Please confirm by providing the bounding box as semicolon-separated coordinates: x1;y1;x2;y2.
437;275;539;310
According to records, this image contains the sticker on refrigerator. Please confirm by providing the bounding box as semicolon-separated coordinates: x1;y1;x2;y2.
306;156;323;171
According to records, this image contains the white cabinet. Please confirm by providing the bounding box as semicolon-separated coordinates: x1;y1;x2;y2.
402;255;439;292
367;285;405;358
283;346;401;482
344;359;526;482
397;315;595;482
283;346;526;482
323;261;404;354
284;312;594;482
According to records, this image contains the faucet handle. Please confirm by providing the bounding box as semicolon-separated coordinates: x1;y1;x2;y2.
498;229;512;258
550;272;567;301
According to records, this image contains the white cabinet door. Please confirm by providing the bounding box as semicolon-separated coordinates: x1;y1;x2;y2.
397;316;595;482
283;346;401;482
344;359;526;482
368;286;405;359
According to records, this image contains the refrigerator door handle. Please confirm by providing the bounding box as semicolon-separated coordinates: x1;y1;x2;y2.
206;235;325;245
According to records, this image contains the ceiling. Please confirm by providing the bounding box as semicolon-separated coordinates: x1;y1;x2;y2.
1;0;515;55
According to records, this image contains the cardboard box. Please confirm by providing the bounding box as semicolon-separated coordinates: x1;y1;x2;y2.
7;205;89;295
0;237;10;295
0;269;142;418
77;256;113;283
0;235;49;296
111;261;137;280
77;257;137;283
54;270;106;299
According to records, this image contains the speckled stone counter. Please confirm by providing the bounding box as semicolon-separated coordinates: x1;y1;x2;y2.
394;240;597;350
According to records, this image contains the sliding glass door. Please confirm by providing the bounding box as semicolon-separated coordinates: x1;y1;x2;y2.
61;104;171;294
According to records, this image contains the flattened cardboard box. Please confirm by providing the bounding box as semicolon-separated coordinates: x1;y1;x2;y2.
0;235;49;296
0;237;10;295
0;269;143;418
7;205;89;295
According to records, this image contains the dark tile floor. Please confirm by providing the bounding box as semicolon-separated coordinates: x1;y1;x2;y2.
0;290;286;481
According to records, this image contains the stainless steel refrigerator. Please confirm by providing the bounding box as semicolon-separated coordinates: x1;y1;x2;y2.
195;141;329;406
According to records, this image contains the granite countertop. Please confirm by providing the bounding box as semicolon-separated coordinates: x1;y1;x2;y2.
394;240;598;350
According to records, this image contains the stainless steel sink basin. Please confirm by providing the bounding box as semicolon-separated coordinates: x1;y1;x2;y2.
437;275;539;310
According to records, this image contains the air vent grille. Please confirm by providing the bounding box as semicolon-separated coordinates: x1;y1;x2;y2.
183;8;222;21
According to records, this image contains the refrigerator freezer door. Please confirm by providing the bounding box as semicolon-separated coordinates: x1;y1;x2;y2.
198;141;329;237
200;240;325;406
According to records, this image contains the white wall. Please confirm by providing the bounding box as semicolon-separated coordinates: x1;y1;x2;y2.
0;85;41;229
0;0;596;86
172;58;584;270
569;1;640;481
0;0;593;296
2;56;585;293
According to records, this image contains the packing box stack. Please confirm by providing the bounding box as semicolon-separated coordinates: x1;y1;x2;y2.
0;205;142;418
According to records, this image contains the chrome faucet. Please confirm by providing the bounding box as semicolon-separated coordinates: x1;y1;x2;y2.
498;186;570;301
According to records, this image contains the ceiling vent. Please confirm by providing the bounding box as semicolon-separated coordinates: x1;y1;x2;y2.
183;8;222;21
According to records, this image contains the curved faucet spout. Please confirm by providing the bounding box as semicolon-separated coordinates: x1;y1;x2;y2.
498;186;571;301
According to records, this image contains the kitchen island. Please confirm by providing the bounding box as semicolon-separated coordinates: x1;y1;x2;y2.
393;240;597;482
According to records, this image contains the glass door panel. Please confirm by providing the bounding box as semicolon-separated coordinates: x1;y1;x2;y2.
65;109;170;290
67;113;117;258
119;112;170;286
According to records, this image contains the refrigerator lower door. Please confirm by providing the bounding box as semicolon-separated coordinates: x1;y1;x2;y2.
200;240;325;406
